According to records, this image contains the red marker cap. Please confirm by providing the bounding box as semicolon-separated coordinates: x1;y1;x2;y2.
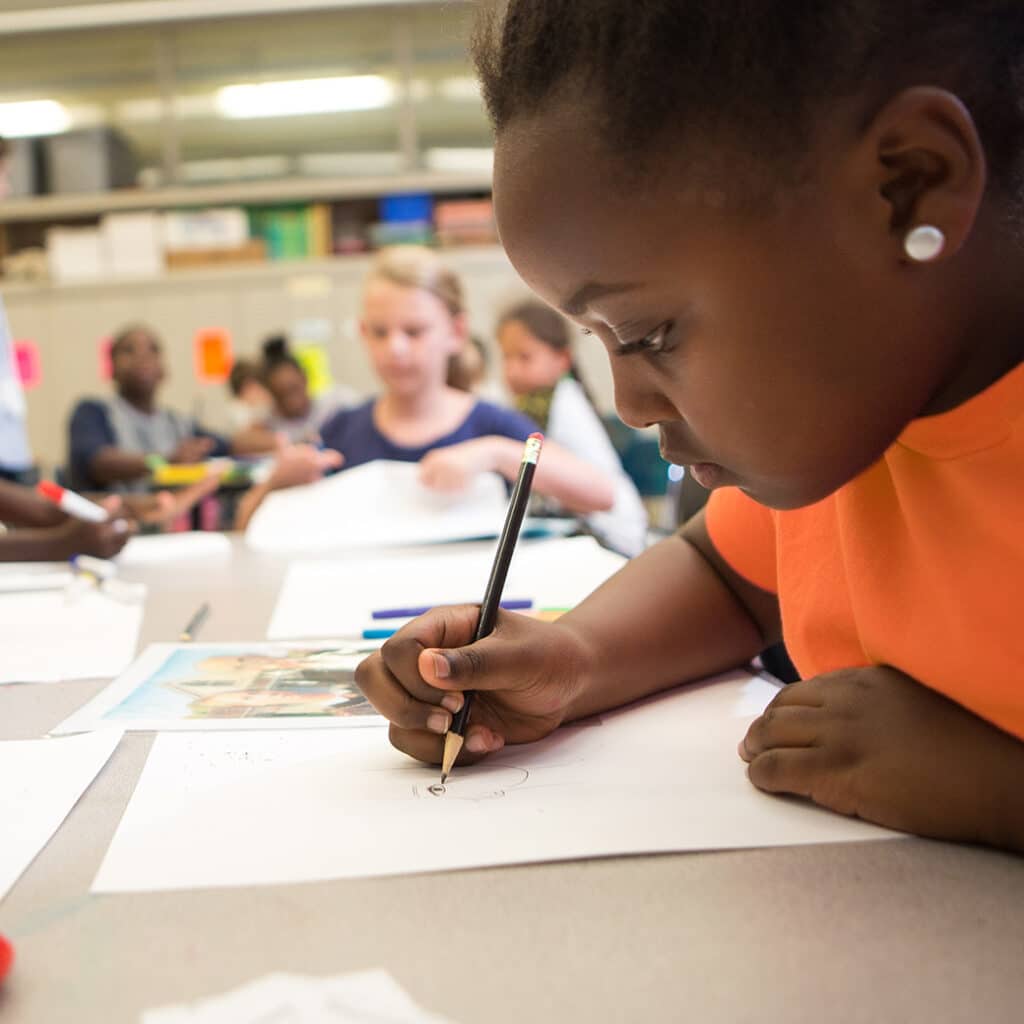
0;933;14;982
37;479;64;502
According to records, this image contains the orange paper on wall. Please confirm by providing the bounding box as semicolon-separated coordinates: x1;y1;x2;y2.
194;328;233;384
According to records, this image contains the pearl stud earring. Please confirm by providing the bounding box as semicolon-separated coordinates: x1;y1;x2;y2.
904;225;946;262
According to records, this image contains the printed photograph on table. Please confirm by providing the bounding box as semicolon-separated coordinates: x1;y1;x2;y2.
54;642;384;734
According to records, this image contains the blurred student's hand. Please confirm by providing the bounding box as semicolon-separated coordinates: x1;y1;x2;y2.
121;474;221;527
57;496;134;558
418;439;495;493
354;606;592;767
170;436;216;464
266;445;344;490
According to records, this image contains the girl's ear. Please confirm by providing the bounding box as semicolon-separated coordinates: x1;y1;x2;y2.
860;86;987;262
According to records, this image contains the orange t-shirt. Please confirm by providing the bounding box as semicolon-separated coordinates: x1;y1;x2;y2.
705;361;1024;741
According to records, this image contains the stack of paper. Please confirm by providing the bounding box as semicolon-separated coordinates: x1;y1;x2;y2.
245;461;510;554
266;535;627;639
0;588;143;684
0;731;122;902
142;969;454;1023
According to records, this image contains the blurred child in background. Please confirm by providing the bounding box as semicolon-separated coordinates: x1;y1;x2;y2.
260;335;356;445
226;358;272;432
498;301;648;555
69;325;232;492
237;247;615;527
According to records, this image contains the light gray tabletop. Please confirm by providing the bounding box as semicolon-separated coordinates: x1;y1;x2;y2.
1;538;1022;1024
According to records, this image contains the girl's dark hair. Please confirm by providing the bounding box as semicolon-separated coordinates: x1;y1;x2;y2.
498;299;602;411
261;335;304;381
110;324;160;358
497;300;570;353
473;2;1024;198
228;358;262;396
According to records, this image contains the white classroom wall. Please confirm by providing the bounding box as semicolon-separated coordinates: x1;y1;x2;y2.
4;245;618;472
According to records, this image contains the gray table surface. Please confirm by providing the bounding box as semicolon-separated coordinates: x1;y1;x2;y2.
1;538;1022;1024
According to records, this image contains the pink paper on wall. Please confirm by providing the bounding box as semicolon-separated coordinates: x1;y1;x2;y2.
13;340;41;390
99;336;114;380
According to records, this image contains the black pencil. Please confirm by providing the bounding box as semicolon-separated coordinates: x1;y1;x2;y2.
440;432;544;783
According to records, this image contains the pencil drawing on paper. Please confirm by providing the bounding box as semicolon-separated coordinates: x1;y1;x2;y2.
413;764;530;802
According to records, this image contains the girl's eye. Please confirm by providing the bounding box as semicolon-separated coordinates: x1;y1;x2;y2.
620;321;674;356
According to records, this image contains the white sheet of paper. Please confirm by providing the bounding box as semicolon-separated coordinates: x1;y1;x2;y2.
93;671;897;894
142;969;454;1024
266;535;627;639
0;730;122;902
0;589;143;684
53;641;385;735
245;460;510;555
0;566;73;593
119;532;232;567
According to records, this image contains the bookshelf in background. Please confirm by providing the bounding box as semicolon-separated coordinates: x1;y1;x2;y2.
0;187;499;284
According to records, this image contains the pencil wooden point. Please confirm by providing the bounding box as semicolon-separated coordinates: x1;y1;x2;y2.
440;731;464;782
179;601;210;644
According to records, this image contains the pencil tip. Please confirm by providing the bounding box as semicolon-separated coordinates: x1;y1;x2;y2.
439;772;448;785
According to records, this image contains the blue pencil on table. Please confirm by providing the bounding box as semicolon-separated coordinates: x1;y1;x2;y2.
371;598;533;621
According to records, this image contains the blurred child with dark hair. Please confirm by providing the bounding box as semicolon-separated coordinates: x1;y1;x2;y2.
260;335;355;444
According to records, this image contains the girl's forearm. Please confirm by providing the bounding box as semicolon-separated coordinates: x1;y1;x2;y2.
483;436;615;513
561;531;770;721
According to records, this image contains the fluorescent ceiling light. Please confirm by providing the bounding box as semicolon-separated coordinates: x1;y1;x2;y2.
217;75;395;119
0;99;70;137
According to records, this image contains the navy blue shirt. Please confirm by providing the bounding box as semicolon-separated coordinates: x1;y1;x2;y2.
319;398;538;470
68;398;228;491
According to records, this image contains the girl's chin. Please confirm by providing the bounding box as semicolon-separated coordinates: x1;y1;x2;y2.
381;374;425;393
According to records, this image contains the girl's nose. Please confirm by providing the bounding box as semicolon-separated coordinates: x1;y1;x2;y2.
386;330;411;356
611;366;673;429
